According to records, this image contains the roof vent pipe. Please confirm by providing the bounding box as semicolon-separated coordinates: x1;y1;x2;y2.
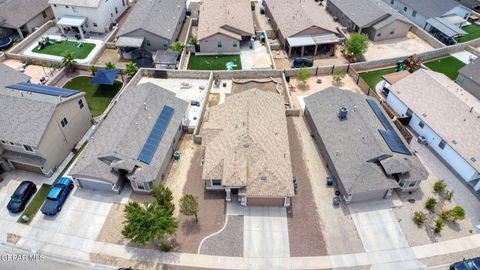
338;105;348;120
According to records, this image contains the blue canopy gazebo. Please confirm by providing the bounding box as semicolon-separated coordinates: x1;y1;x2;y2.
90;69;120;85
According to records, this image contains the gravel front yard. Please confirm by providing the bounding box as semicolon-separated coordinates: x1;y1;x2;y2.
286;117;327;256
199;215;243;257
173;147;226;253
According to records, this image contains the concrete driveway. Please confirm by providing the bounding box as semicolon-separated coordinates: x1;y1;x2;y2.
349;200;426;269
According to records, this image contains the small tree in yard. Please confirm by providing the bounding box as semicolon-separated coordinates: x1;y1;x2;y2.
169;41;185;54
105;61;117;70
251;1;256;10
62;51;77;71
179;194;199;222
122;201;178;245
345;33;369;58
297;68;310;86
434;218;444;234
425;197;437;212
434;180;447;194
152;185;174;209
125;62;138;77
413;211;427;226
448;205;465;222
88;65;96;75
333;70;346;85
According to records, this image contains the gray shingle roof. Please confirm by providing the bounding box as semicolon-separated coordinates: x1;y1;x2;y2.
398;0;465;18
117;0;185;40
0;0;50;28
70;83;188;185
459;60;480;86
0;64;75;147
329;0;410;28
304;88;427;195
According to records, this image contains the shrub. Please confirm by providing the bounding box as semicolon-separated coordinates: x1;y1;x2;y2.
251;1;256;10
188;35;198;46
297;68;311;85
425;197;437;211
434;218;444;234
125;62;138;77
439;210;450;221
88;65;96;75
449;205;465;222
333;70;346;85
433;180;447;194
105;61;117;70
413;211;427;226
169;41;185;54
446;191;454;201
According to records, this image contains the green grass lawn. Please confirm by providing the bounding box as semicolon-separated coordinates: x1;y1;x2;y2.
188;54;242;70
458;24;480;43
32;40;96;59
359;67;397;92
63;76;122;116
424;56;466;80
17;184;52;224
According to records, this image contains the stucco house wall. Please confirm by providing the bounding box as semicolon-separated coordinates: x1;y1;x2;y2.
199;33;240;54
366;20;411;41
24;8;55;34
456;75;480;101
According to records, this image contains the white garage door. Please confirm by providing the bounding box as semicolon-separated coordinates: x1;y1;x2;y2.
77;178;113;192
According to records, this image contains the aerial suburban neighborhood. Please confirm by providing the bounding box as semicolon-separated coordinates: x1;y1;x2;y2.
1;0;480;269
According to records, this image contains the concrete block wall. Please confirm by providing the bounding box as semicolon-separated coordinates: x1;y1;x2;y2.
410;25;445;49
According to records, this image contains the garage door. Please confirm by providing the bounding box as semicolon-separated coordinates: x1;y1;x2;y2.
11;161;43;174
77;178;113;192
247;197;285;207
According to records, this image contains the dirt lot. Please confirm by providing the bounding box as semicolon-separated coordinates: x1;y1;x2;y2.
231;80;282;95
95;48;130;68
286;117;327;256
272;46;348;70
173;146;226;253
291;117;365;255
363;32;434;61
289;74;361;111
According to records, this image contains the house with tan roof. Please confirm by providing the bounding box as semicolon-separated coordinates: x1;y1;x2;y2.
386;69;480;191
265;0;341;58
201;89;294;207
197;0;254;53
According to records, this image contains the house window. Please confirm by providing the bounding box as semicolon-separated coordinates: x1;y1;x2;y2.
78;99;84;109
390;29;395;35
146;39;151;46
72;6;79;12
409;181;417;187
212;180;222;186
122;0;125;6
115;7;118;14
377;32;382;37
136;182;145;190
412;10;417;17
163;40;168;48
457;76;464;84
439;140;446;150
217;41;222;48
418;121;425;128
406;108;413;117
42;11;47;18
0;140;4;144
24;145;33;152
66;5;69;8
54;4;57;7
233;41;238;47
61;117;68;127
390;0;394;4
93;23;98;27
9;142;14;146
403;6;407;12
111;13;113;18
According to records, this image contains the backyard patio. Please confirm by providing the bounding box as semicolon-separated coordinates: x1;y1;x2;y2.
62;75;123;117
187;54;242;70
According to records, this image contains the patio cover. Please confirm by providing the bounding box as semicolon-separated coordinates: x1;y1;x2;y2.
426;17;467;38
312;34;340;45
154;50;177;65
116;36;145;48
90;69;120;85
287;36;315;47
57;16;87;28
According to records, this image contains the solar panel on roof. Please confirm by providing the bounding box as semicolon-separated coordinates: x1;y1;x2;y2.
138;106;175;164
6;82;79;97
366;99;411;155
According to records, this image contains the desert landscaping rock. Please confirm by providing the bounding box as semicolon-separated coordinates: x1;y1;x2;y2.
199;215;244;257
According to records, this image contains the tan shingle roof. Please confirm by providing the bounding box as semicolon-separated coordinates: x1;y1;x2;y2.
201;89;294;198
266;0;339;38
390;69;480;171
197;0;254;41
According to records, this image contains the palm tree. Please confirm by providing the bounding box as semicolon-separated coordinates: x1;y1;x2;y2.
62;51;77;71
125;62;138;77
105;61;117;70
188;36;198;46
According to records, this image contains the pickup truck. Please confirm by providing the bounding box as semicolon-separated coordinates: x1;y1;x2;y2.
41;177;74;216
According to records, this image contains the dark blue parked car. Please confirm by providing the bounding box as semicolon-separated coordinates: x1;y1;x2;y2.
450;257;480;270
41;178;74;216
